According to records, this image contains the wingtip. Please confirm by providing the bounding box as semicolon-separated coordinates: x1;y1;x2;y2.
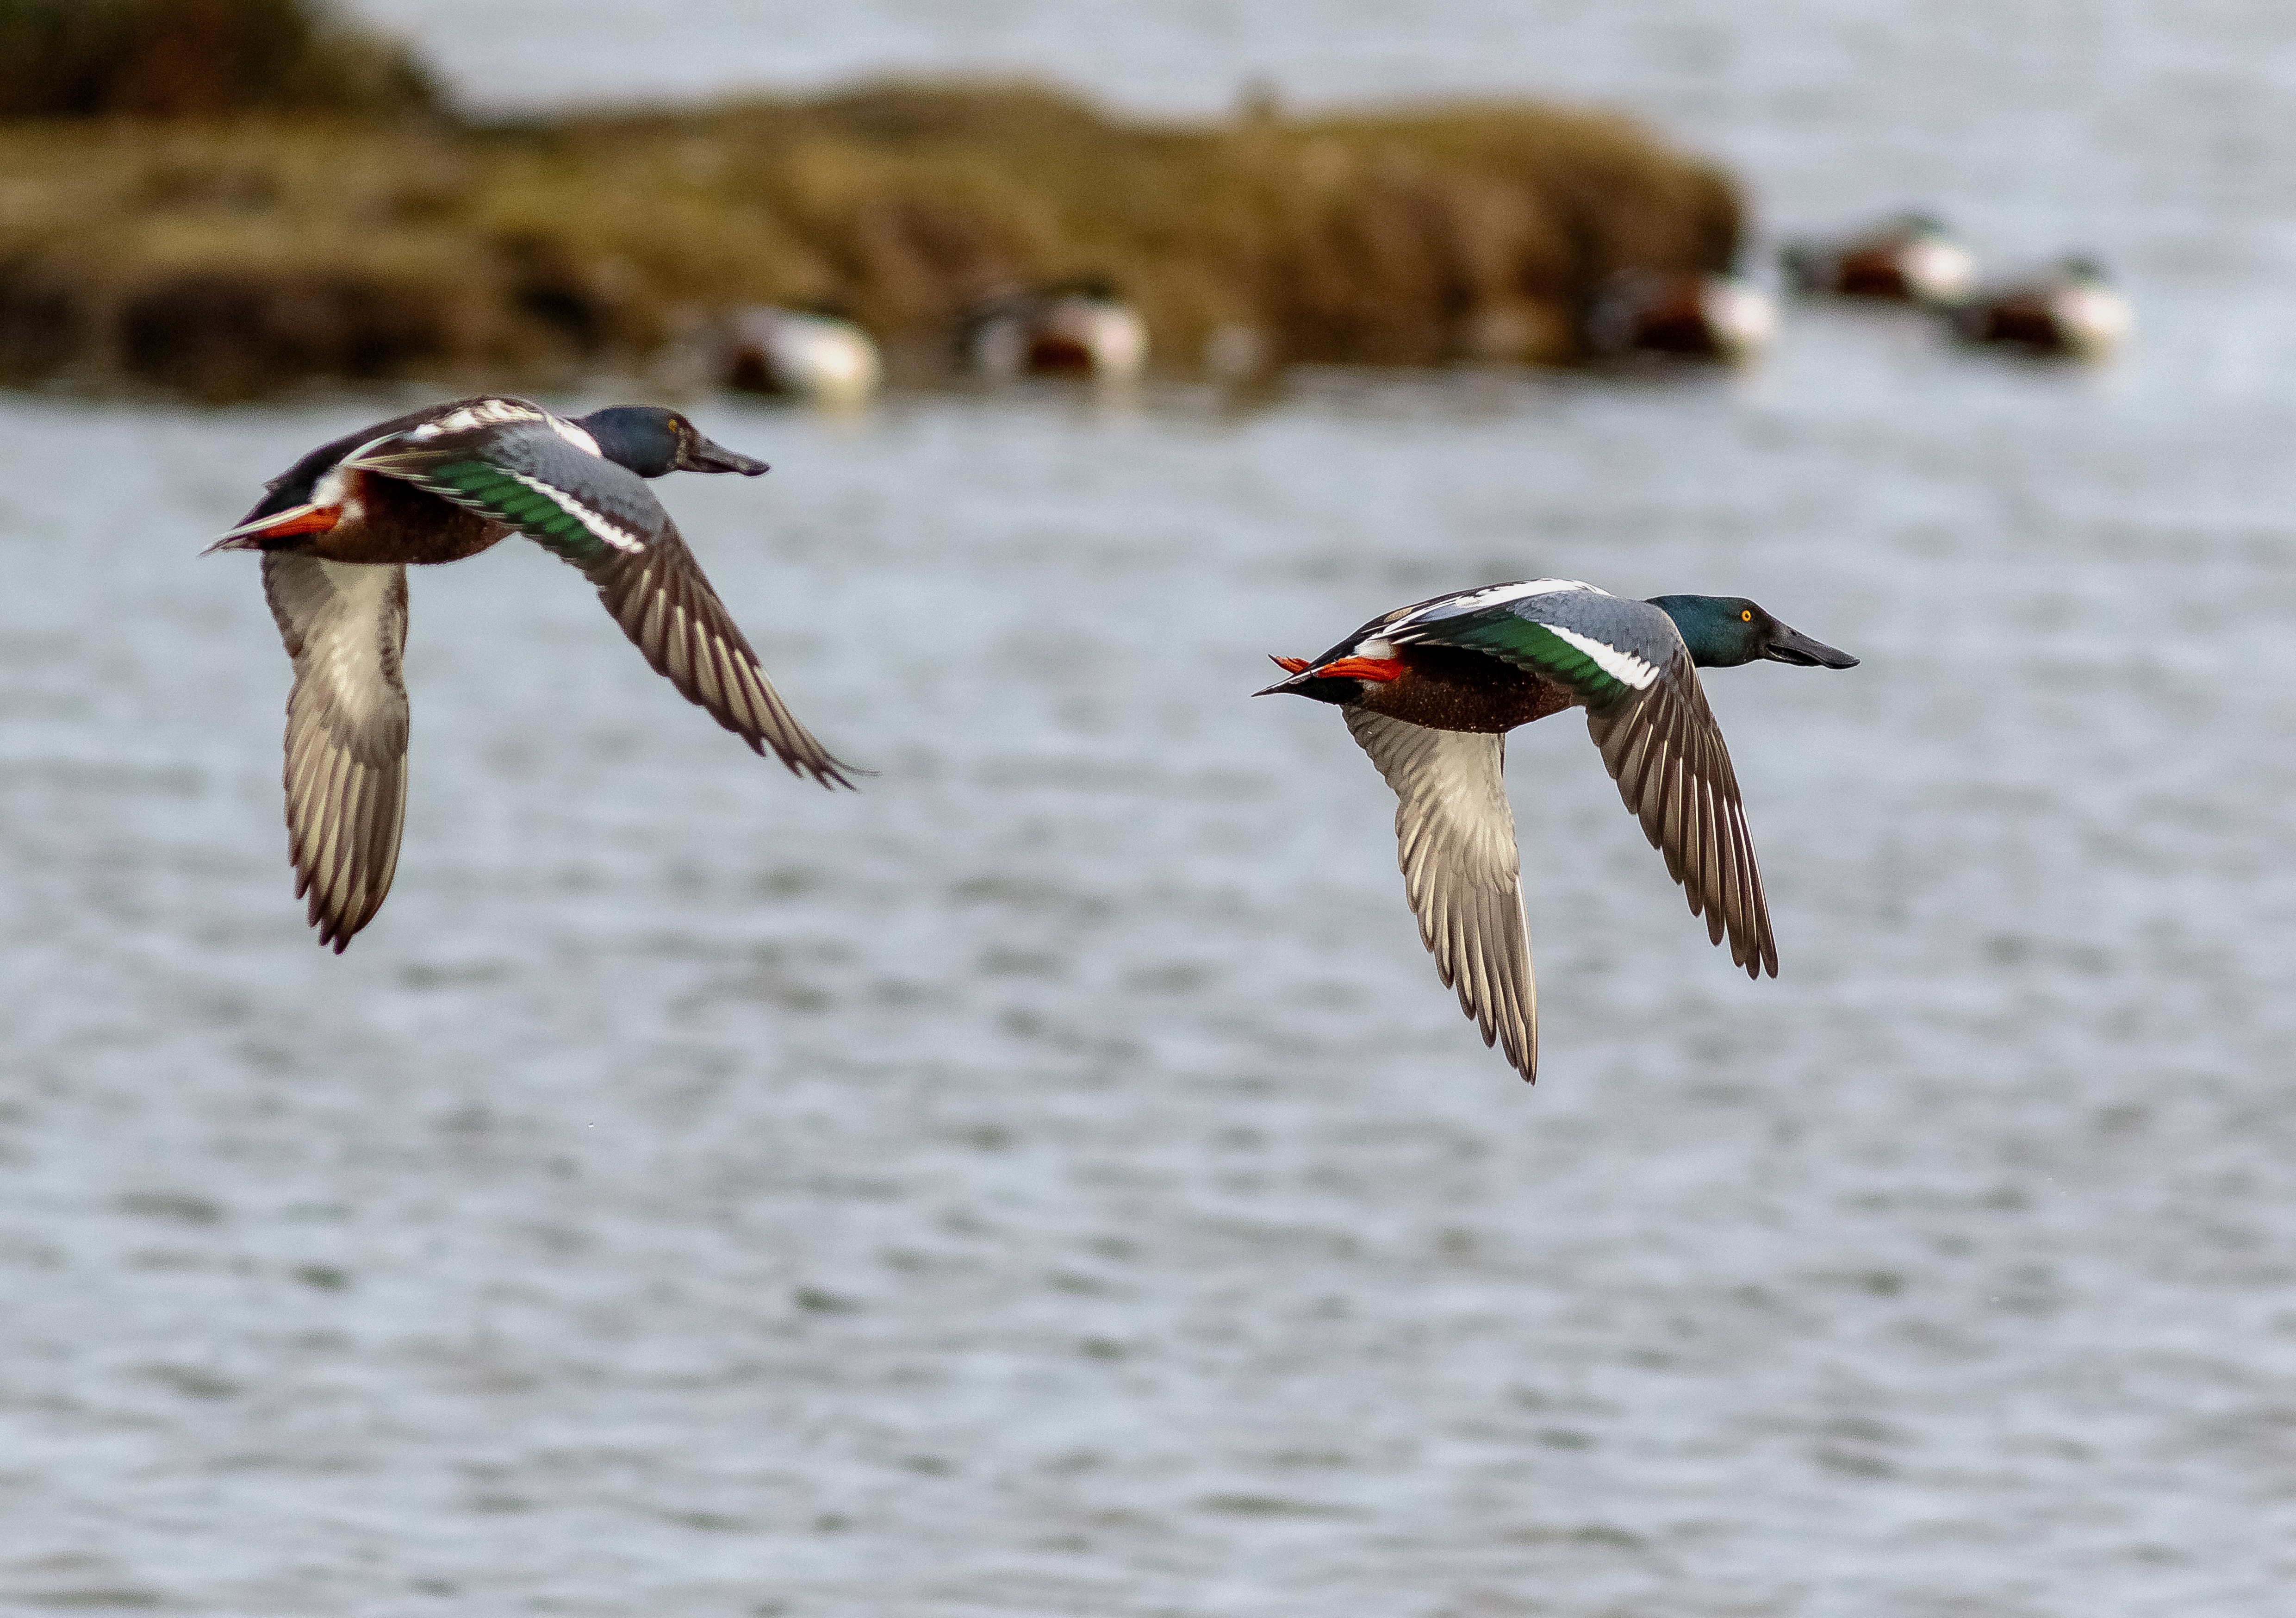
784;750;868;790
305;883;364;954
748;730;865;790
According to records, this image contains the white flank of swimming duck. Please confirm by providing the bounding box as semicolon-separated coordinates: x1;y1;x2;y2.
724;308;883;407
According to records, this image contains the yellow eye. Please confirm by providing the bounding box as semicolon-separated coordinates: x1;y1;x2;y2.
1741;609;1753;622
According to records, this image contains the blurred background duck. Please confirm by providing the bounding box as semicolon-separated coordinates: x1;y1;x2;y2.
718;306;883;409
1780;212;1977;304
1582;269;1776;365
959;279;1149;381
1943;256;2132;361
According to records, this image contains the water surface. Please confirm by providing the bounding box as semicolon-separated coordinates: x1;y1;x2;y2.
6;3;2296;1614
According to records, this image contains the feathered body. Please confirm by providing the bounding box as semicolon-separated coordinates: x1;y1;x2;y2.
1584;271;1776;363
1945;258;2130;361
1782;214;1977;304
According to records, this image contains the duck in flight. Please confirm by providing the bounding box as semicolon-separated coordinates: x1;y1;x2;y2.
1260;579;1857;1082
206;395;854;951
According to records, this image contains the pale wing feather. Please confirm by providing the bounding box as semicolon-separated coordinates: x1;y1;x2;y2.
1344;709;1537;1082
262;554;411;952
1583;650;1776;977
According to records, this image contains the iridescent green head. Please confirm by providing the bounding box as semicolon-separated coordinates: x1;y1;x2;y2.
576;407;768;479
1646;595;1860;670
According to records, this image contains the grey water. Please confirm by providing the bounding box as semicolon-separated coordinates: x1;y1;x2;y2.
7;2;2296;1614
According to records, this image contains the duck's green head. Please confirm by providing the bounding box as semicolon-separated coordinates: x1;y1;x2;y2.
577;406;769;479
1647;595;1860;670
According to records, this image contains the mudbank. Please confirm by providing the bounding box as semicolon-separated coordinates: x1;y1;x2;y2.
0;79;1742;400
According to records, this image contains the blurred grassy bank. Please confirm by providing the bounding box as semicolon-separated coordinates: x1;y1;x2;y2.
0;79;1742;401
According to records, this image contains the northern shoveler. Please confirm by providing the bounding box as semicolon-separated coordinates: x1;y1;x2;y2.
722;307;883;408
205;395;854;951
959;280;1149;381
1584;269;1777;364
1781;213;1977;304
1943;256;2131;361
1260;579;1857;1082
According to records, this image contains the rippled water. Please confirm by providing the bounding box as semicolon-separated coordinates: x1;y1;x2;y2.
8;4;2296;1615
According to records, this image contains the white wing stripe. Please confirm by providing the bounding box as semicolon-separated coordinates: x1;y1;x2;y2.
502;469;644;553
1544;623;1661;690
545;413;605;457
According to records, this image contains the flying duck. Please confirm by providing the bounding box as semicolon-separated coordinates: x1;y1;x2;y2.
1260;580;1857;1082
205;395;853;951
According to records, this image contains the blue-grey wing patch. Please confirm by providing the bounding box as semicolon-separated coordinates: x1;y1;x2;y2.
348;414;668;570
1513;590;1686;676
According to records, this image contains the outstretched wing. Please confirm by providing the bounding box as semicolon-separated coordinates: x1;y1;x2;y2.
583;526;852;787
1344;708;1537;1082
1581;654;1773;976
262;554;411;951
1388;585;1775;977
348;416;852;787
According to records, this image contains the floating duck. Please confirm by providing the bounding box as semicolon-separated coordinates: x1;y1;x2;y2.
721;307;882;408
1943;257;2131;361
204;395;854;950
1781;213;1976;304
1260;580;1857;1082
1584;270;1777;364
959;280;1149;381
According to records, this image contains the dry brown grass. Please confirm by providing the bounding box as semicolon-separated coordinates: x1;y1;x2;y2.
0;79;1742;400
0;0;441;119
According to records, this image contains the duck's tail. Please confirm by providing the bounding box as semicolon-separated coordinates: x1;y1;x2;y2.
202;501;342;555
